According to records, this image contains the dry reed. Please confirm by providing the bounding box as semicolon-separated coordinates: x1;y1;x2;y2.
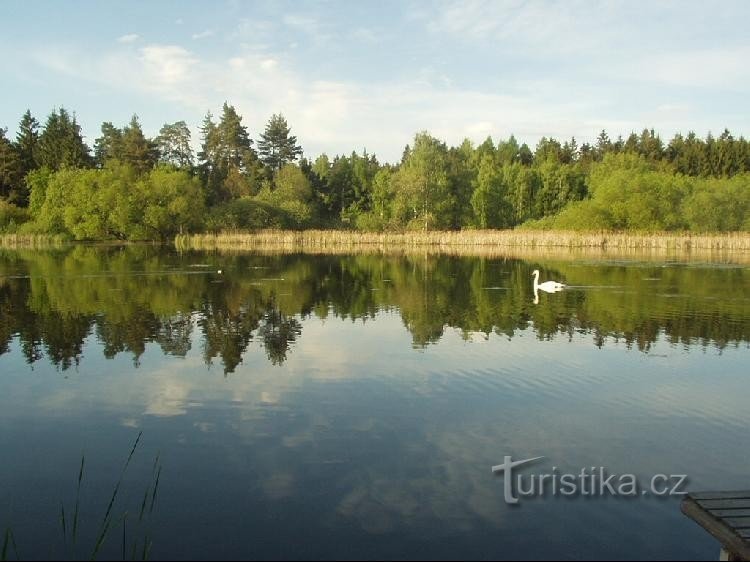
175;229;750;263
0;233;68;249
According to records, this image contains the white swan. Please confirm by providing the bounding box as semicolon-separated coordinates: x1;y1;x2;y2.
532;269;565;293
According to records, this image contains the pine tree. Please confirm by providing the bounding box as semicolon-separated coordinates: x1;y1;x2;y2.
217;102;254;170
156;121;193;169
595;130;612;160
257;114;302;172
15;110;39;176
94;122;123;167
121;115;156;174
0;128;23;203
35;108;92;170
198;104;258;204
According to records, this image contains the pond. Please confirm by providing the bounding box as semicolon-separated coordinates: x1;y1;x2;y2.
1;245;748;560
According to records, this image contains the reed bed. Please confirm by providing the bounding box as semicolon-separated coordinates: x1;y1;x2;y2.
0;233;68;249
175;229;750;263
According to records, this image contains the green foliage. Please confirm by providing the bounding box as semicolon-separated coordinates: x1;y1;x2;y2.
198;104;260;204
156;121;193;169
15;110;40;181
504;163;541;224
257;113;303;172
369;167;395;226
121;115;157;175
35;108;92;170
683;174;750;232
391;132;455;230
5;103;750;236
204;165;314;230
27;163;205;240
528;154;750;232
205;198;274;231
533;160;587;218
254;164;314;227
26;167;54;218
137;166;205;239
0;128;23;204
0;200;29;232
446;140;475;228
470;154;505;228
94;122;124;167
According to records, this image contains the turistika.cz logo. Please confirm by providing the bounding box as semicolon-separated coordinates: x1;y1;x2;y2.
491;456;688;505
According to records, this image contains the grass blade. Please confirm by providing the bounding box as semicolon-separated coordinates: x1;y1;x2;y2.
91;431;142;560
1;529;9;562
121;512;127;561
138;487;150;523
2;529;18;562
90;517;110;561
73;455;85;544
60;502;67;548
149;466;161;514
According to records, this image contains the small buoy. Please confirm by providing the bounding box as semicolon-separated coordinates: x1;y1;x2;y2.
217;269;222;274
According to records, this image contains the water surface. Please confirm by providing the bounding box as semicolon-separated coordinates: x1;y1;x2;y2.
1;245;749;560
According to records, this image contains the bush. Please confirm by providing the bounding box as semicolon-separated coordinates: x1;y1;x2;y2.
205;198;278;231
0;200;30;233
683;174;750;232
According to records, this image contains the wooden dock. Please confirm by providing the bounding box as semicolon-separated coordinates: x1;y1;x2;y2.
681;491;750;561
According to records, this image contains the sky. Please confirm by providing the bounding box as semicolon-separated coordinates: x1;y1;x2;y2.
1;0;749;163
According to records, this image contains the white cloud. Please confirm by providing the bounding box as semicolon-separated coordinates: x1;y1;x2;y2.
282;14;329;44
421;0;619;54
260;58;277;70
623;47;750;91
349;27;378;44
26;42;628;160
282;14;319;33
231;18;275;43
117;33;140;44
191;29;214;40
29;6;750;164
139;45;199;87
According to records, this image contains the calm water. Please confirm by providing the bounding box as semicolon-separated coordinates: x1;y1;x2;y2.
1;245;749;560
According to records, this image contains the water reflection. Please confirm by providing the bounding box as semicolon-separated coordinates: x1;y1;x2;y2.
1;245;750;560
1;245;749;374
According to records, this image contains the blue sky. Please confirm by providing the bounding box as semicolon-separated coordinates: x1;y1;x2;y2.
1;0;749;163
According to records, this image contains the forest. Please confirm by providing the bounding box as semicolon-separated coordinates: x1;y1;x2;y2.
1;103;749;239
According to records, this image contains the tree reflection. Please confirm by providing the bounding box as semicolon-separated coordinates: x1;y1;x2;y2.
0;246;749;372
258;302;302;366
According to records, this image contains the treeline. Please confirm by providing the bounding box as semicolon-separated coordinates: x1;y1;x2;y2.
1;104;750;238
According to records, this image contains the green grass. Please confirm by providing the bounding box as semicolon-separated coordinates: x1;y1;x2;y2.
2;432;162;561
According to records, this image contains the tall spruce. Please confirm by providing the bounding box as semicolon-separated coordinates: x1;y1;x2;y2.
257;114;302;173
198;103;259;203
0;128;23;203
94;122;123;167
35;107;92;170
121;115;157;174
15;110;39;176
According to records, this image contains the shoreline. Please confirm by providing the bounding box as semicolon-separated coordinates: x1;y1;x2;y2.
174;229;750;264
4;230;750;264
